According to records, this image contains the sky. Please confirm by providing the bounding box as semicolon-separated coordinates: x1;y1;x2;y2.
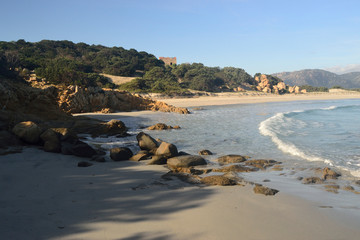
1;0;360;75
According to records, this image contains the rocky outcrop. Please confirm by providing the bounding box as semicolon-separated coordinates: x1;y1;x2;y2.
57;86;190;114
198;149;213;155
254;74;303;95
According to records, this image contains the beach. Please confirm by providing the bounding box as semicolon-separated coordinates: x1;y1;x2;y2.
2;92;360;239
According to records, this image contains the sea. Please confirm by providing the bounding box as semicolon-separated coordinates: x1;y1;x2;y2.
88;98;360;208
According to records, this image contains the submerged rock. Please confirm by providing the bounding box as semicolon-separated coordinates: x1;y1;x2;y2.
213;164;256;173
198;149;213;155
319;167;341;180
147;123;180;130
216;155;248;165
245;159;280;169
302;177;324;184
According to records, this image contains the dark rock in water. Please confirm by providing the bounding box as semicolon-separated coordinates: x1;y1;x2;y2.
147;123;178;130
136;132;159;151
167;155;207;169
302;177;324;184
61;142;74;155
110;147;133;161
201;175;236;186
148;155;168;165
214;164;257;173
12;121;42;144
216;155;248;165
253;185;279;196
71;119;128;138
155;142;178;158
71;141;97;158
198;149;213;155
245;159;279;169
130;152;149;161
78;161;93;167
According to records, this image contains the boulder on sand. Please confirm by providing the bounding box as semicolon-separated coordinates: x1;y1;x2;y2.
167;155;207;169
136;132;158;151
110;147;133;161
12;121;42;144
71;140;97;158
201;175;236;186
155;142;178;157
253;185;279;196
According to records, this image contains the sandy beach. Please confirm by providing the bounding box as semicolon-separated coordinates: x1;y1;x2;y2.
2;92;360;240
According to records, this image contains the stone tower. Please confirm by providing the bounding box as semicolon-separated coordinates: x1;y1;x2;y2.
159;57;177;66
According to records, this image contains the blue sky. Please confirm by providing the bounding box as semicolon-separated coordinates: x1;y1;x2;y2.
1;0;359;75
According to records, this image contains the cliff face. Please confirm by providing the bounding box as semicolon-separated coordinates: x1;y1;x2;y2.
57;86;190;114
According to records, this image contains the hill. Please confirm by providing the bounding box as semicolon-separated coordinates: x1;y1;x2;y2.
272;69;360;88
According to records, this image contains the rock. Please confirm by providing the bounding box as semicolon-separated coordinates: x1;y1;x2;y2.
167;155;207;169
71;141;97;158
43;140;61;153
12;121;42;144
155;142;178;157
60;142;74;155
0;130;20;148
148;155;168;165
136;132;158;151
198;149;213;155
91;155;106;162
216;155;248;165
110;147;133;161
147;123;173;130
214;164;257;173
244;159;279;169
41;129;61;152
77;161;93;167
130;152;149;161
52;128;78;141
201;175;237;186
302;177;324;184
319;167;341;180
253;185;279;196
324;185;340;193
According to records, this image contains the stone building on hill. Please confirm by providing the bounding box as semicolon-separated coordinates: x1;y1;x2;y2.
159;57;177;66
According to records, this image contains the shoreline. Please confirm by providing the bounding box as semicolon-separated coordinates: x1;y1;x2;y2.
158;91;360;108
2;94;360;239
1;148;360;239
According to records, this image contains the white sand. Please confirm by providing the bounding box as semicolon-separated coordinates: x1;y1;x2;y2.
159;92;360;108
1;148;360;239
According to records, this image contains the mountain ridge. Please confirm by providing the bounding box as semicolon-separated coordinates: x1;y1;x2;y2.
271;69;360;88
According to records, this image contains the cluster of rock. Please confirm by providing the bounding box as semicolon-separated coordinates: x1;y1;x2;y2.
107;132;280;196
8;119;128;160
299;167;359;194
57;86;190;114
254;74;307;94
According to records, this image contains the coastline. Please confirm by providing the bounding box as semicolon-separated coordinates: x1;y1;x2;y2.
158;91;360;108
2;93;360;239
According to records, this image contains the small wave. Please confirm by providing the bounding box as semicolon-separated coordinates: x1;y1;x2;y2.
259;112;332;163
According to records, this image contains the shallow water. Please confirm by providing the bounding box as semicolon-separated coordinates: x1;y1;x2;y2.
88;99;360;208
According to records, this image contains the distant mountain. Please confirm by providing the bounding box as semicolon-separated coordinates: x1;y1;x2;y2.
325;64;360;74
271;69;360;88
